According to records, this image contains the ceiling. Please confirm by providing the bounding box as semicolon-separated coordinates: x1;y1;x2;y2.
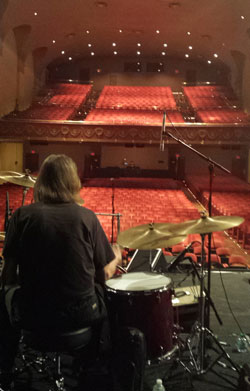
1;0;250;69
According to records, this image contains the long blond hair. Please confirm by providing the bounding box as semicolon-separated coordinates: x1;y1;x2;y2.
34;154;81;203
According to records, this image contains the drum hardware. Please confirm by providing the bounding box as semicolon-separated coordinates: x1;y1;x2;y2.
176;233;240;379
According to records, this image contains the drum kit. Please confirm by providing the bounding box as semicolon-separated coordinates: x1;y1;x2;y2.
105;213;244;375
0;170;244;375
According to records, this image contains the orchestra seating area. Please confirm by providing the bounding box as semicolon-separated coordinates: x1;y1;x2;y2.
85;108;184;125
0;178;249;267
186;174;250;251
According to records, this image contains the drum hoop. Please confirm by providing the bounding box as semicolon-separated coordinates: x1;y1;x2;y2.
105;284;170;295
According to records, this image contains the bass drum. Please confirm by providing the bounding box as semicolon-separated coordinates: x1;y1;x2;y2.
105;271;174;361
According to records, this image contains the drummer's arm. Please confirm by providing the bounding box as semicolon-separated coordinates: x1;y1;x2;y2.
104;244;122;280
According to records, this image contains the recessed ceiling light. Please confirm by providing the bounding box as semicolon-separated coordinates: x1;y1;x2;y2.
91;52;95;56
52;40;56;44
61;51;65;55
97;68;102;73
241;15;245;20
214;53;218;58
137;51;141;55
208;60;212;64
86;30;90;34
156;30;160;34
162;52;166;56
168;2;181;8
34;12;38;16
114;51;117;55
88;43;92;47
158;69;161;72
95;1;108;7
69;57;72;61
112;43;116;46
163;43;168;47
137;43;141;47
185;54;189;58
188;46;193;50
187;31;191;35
137;62;140;65
119;29;123;33
159;62;163;65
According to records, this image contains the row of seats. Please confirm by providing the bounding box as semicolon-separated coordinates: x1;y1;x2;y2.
85;108;184;125
12;105;77;121
196;109;250;123
186;174;250;194
96;85;177;110
49;83;92;95
183;85;236;100
47;94;87;107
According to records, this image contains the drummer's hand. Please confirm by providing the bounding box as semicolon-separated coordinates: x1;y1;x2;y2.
104;244;122;280
112;243;122;265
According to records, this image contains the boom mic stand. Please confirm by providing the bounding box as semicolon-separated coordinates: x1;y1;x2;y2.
161;121;230;327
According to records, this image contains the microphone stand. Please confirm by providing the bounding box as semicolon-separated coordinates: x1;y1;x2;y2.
161;127;239;377
4;192;12;233
111;178;115;244
162;127;230;326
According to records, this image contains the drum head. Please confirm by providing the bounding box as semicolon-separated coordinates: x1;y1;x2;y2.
106;272;172;292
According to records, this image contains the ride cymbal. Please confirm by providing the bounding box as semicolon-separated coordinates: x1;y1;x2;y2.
0;171;36;188
169;214;244;236
117;222;186;250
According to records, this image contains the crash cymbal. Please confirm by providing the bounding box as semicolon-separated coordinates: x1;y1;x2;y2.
169;214;244;236
117;222;186;250
0;171;36;188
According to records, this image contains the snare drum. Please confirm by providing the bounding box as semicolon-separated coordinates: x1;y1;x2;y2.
105;272;174;360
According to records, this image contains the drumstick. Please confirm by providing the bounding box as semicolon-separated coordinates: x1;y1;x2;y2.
116;265;127;273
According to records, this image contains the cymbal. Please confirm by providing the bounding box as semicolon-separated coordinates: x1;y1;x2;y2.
0;232;5;241
0;171;36;188
169;215;244;236
117;222;186;250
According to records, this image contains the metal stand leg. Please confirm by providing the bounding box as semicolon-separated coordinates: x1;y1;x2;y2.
177;233;240;382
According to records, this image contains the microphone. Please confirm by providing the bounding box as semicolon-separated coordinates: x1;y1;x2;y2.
166;242;194;272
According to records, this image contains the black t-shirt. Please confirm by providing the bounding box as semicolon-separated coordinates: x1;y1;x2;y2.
3;202;115;323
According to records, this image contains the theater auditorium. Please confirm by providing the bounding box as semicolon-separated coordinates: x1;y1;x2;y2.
1;1;250;390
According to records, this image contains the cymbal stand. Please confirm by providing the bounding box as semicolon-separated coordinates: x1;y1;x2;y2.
22;186;29;206
177;234;240;383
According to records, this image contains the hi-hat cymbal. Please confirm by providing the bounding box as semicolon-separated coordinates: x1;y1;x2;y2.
170;215;244;236
0;171;36;188
117;222;186;250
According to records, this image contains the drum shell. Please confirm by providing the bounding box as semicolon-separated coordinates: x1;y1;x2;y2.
106;276;174;360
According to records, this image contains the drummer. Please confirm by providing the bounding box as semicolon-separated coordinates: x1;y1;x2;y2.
0;154;122;389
